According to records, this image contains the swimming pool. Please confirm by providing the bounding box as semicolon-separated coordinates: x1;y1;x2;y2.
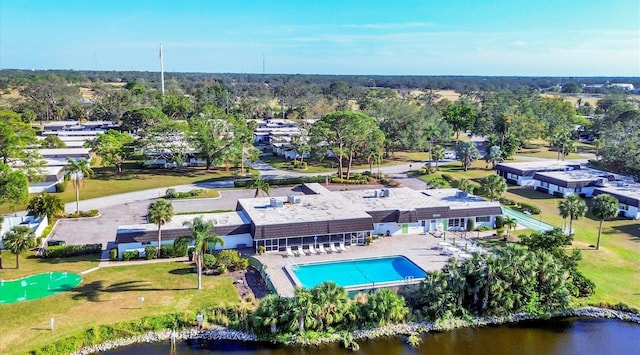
290;256;426;290
0;272;82;304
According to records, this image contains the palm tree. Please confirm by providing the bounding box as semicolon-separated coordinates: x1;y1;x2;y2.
503;216;517;238
175;216;225;290
557;194;587;235
591;194;619;250
248;176;270;198
289;287;318;333
251;294;285;334
422;123;439;162
455;141;479;171
480;174;507;201
484;146;504;169
63;158;93;214
311;281;349;330
147;198;174;258
3;225;36;269
27;193;65;221
432;145;445;170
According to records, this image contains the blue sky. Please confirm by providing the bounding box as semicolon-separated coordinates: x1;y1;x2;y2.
1;0;638;76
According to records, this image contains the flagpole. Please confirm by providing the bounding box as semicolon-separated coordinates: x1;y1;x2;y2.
160;44;165;96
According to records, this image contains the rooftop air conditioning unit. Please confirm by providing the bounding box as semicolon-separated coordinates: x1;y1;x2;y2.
456;191;469;198
270;198;283;208
595;178;608;187
380;188;390;197
287;194;295;204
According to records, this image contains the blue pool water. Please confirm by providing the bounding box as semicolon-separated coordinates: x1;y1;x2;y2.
291;256;426;289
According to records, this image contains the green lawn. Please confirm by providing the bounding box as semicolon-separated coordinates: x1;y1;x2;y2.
503;187;640;309
0;256;239;355
0;163;237;214
417;162;639;309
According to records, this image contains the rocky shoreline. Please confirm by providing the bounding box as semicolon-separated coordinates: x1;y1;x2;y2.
71;307;640;354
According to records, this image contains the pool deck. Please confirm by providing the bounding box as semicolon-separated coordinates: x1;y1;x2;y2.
254;232;483;297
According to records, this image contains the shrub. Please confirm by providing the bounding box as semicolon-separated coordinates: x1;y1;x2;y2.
109;248;118;261
55;181;67;193
495;215;505;228
42;243;102;258
144;246;158;260
441;174;453;182
40;224;54;238
122;250;140;261
466;219;475;232
257;245;265;255
515;202;541;215
330;176;368;184
475;225;492;232
79;209;99;217
216;250;248;271
203;253;217;269
160;244;175;258
165;188;177;197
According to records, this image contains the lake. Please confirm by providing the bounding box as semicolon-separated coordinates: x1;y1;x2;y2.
104;317;640;355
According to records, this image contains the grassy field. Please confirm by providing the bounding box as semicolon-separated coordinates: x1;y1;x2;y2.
0;256;238;355
417;161;640;309
0;163;236;214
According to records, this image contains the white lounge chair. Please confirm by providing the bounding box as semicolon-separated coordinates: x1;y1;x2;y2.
339;242;348;251
296;245;307;256
286;246;295;257
318;244;327;253
308;245;318;254
330;243;339;253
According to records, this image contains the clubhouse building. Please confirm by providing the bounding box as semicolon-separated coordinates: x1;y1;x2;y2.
115;184;502;258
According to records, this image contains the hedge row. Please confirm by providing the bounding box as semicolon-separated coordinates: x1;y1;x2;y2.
43;243;102;258
165;188;204;199
63;209;100;218
233;175;326;188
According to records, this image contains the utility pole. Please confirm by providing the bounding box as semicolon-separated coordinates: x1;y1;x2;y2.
159;44;165;96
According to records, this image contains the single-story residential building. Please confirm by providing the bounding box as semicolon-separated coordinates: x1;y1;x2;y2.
0;215;49;249
532;168;619;197
115;212;252;259
28;166;66;193
593;182;640;220
495;161;581;186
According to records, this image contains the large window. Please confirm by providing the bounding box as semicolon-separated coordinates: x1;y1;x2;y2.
475;216;490;223
448;218;466;228
619;203;629;211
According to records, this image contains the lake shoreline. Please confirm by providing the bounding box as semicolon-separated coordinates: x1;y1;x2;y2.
71;307;640;355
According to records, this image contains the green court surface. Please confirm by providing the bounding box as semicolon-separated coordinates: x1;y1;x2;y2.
502;207;556;232
0;272;82;304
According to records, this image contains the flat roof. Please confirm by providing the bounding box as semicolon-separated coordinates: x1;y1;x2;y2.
496;160;581;172
420;189;501;209
117;211;250;234
338;187;448;211
594;183;640;207
238;194;372;226
534;168;612;183
36;148;91;156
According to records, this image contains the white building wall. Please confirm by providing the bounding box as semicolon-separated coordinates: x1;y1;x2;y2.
621;205;640;220
373;222;422;236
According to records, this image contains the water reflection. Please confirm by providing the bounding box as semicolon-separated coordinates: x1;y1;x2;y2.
104;318;640;355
